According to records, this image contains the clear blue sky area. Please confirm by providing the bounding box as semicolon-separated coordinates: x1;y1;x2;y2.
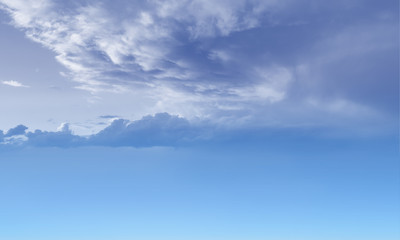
0;135;399;240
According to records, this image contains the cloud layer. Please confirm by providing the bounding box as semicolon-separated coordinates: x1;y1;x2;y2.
0;0;397;130
1;0;285;94
0;113;209;148
0;111;396;149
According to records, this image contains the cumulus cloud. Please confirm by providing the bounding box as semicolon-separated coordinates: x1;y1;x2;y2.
0;110;396;148
0;113;210;148
5;124;28;137
2;80;29;87
89;113;204;147
56;122;71;133
25;129;85;147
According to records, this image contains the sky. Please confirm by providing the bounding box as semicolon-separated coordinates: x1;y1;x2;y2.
0;0;399;239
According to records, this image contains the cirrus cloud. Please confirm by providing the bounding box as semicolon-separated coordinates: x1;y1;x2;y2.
0;0;397;131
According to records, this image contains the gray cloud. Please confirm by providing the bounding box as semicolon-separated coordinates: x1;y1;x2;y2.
89;113;206;147
99;115;119;119
25;129;85;147
5;124;28;137
0;113;210;148
0;111;396;148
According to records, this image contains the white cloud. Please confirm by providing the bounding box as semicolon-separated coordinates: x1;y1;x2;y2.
56;122;71;133
233;67;293;102
0;0;293;123
2;80;29;88
0;0;395;132
0;0;282;91
154;0;279;38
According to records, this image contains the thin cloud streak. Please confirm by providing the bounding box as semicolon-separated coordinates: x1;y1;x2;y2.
2;80;29;88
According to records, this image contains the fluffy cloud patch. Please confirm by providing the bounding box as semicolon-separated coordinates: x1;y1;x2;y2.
89;113;207;147
2;80;29;87
5;124;28;137
25;129;85;147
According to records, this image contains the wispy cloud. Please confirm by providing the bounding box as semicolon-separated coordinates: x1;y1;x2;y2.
0;0;397;129
0;0;287;97
99;115;119;119
2;80;29;88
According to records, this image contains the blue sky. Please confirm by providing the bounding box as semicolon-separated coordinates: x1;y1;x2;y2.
0;138;399;240
0;0;399;239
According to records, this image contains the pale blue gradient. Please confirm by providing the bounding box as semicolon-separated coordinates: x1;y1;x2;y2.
0;136;399;240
